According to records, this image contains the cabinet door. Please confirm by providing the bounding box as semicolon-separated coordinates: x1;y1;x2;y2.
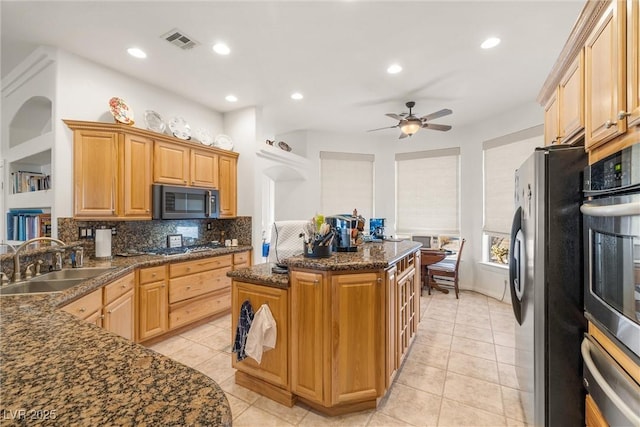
191;148;218;188
559;52;585;142
585;1;627;149
290;270;325;403
122;134;152;218
154;140;190;185
330;272;383;405
628;0;640;127
585;394;608;427
397;269;417;367
385;266;398;390
138;280;168;342
73;129;119;217
103;289;135;340
85;310;103;328
544;92;560;145
232;281;289;389
218;154;237;218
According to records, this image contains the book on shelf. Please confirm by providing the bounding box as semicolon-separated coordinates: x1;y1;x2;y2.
6;209;51;241
11;171;51;193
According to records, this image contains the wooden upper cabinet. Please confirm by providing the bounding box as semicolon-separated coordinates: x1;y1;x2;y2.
544;92;560;145
154;140;190;185
73;129;119;218
218;154;237;218
121;134;152;218
191;148;218;188
628;0;640;127
559;52;585;143
585;1;627;149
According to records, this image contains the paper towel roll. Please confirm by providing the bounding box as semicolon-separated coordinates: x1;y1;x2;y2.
95;229;112;259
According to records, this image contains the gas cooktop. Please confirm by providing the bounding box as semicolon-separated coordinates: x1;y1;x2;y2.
143;242;224;257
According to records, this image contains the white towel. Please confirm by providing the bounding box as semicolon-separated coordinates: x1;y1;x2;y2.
245;304;277;364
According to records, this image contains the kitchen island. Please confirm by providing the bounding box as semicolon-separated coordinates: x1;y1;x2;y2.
0;247;250;426
227;240;422;416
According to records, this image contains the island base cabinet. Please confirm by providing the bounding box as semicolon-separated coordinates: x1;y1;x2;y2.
231;281;291;406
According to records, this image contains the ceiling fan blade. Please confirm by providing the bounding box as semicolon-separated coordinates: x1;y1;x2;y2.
420;108;453;121
366;125;399;132
423;123;452;132
386;113;405;120
399;132;409;139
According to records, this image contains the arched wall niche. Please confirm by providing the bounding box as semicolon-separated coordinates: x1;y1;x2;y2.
9;96;52;148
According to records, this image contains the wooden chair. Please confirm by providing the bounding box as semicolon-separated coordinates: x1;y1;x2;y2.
426;238;465;298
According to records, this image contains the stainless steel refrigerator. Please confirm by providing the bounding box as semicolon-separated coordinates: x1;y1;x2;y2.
509;145;587;426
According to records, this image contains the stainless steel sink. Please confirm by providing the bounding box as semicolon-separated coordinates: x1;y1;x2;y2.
0;279;86;295
0;267;117;296
38;267;116;280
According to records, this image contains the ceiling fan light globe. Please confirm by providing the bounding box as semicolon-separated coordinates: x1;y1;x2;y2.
400;118;422;136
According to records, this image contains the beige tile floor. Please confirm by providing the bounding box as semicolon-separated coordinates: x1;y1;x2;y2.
148;290;528;426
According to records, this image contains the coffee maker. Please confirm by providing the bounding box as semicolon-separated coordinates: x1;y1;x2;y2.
369;218;386;240
326;215;358;252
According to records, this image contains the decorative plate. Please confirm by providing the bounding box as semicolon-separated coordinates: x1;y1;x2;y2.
196;128;214;146
169;116;191;140
144;110;166;133
109;97;134;125
214;134;234;151
278;141;292;152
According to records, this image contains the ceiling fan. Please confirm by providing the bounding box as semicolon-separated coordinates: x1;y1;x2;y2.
367;101;453;139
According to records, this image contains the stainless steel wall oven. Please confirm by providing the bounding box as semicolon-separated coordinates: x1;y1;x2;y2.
581;144;640;359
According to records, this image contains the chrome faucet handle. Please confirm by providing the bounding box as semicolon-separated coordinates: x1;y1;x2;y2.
25;263;35;280
0;272;8;286
35;260;44;276
71;246;84;268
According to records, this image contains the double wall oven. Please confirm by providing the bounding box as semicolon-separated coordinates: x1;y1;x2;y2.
581;144;640;426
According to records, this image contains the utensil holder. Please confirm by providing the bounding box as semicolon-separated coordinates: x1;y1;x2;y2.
303;243;332;258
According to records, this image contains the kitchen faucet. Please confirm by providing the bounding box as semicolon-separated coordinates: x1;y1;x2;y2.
13;237;66;282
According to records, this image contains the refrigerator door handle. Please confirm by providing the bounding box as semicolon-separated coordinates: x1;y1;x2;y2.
509;207;524;325
581;338;640;426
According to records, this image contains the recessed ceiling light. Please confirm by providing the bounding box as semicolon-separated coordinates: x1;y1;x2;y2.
225;94;238;102
387;64;402;74
127;47;147;59
291;92;303;100
481;37;501;49
213;43;231;55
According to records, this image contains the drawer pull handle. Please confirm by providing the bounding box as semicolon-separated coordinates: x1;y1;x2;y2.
605;120;616;129
79;308;86;312
121;285;126;289
187;286;191;290
107;310;112;314
152;273;157;277
618;110;631;120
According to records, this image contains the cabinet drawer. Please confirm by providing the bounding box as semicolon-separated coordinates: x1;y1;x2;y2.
139;265;166;285
62;288;102;320
169;267;231;303
169;290;231;330
104;272;135;304
170;255;232;278
233;251;250;265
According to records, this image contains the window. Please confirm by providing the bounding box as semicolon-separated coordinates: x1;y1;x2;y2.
395;148;460;235
320;152;374;219
483;126;542;265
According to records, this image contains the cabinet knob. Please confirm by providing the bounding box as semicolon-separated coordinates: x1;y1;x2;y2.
121;284;126;289
151;273;157;277
79;307;86;312
107;310;112;314
618;110;631;120
313;279;319;284
183;180;187;184
377;278;382;283
187;286;191;290
161;284;166;288
605;120;616;129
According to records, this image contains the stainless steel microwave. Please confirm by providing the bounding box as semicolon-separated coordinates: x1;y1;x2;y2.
152;184;219;220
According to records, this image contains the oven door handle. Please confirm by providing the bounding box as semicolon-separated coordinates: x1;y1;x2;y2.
580;201;640;217
581;339;640;426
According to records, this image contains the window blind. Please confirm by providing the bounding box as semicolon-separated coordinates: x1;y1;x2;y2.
320;151;374;219
395;148;460;234
483;127;543;234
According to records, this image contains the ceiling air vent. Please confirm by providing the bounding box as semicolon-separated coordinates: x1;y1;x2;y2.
161;28;199;50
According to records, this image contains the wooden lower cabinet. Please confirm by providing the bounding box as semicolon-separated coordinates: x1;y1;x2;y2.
103;289;134;340
385;266;398;389
62;288;102;321
290;270;326;404
137;265;168;342
169;289;230;329
232;281;289;391
585;394;608;427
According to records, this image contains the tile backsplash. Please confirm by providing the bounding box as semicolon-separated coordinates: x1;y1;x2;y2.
58;217;252;258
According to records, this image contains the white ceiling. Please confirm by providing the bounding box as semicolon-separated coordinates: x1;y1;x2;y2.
1;1;584;138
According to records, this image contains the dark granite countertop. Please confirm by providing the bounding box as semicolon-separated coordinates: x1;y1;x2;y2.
227;241;421;291
284;240;421;271
0;245;251;426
